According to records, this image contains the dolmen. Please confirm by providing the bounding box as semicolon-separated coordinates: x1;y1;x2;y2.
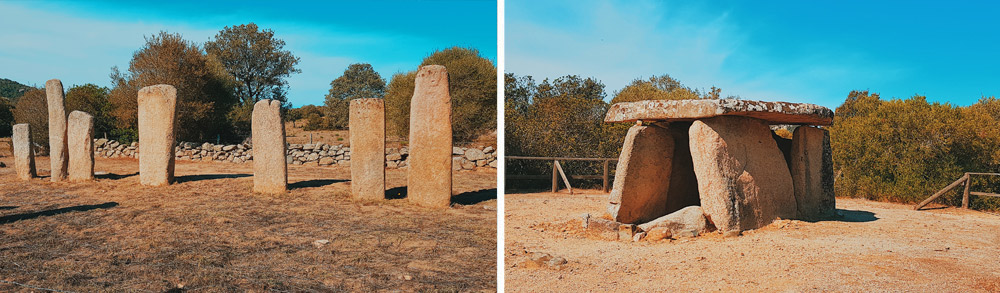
604;99;835;234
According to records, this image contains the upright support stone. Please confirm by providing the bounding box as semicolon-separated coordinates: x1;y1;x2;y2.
12;123;36;180
138;85;177;186
790;126;836;220
252;99;287;193
607;124;675;224
67;111;95;181
408;65;452;207
349;98;385;201
46;79;68;181
689;116;797;232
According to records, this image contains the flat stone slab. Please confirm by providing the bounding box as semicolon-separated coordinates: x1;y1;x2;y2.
604;99;833;126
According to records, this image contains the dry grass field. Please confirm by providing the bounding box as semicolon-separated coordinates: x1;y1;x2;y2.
0;156;497;292
505;190;1000;292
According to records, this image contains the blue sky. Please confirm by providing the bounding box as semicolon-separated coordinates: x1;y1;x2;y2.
506;0;1000;109
0;0;497;107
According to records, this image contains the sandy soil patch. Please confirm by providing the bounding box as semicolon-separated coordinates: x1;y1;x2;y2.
505;190;1000;292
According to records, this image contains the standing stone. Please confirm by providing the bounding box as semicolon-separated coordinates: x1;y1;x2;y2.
349;98;385;201
252;99;287;193
689;116;797;232
12;123;36;180
138;85;177;186
67;111;95;181
790;126;836;220
46;79;68;181
607;124;675;224
408;65;452;207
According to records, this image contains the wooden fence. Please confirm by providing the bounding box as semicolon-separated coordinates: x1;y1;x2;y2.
505;156;618;194
914;172;1000;210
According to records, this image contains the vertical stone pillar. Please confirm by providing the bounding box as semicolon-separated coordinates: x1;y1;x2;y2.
689;116;797;232
407;65;452;207
12;123;36;180
138;85;177;186
607;124;675;224
252;99;287;193
46;79;68;181
790;126;836;220
349;98;385;201
67;111;95;181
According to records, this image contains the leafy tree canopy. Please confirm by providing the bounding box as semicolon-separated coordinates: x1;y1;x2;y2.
205;23;300;107
322;63;386;130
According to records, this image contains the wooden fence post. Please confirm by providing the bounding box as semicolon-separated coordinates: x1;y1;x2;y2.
602;159;610;193
915;174;968;210
551;160;558;193
963;172;971;209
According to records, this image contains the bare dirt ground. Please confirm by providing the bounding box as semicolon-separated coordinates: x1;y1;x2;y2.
505;190;1000;292
0;156;497;292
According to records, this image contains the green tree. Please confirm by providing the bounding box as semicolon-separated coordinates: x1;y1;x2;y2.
0;97;14;137
323;63;386;130
0;78;35;102
12;89;48;145
65;84;116;137
205;23;300;107
610;74;723;104
385;47;497;141
109;31;237;142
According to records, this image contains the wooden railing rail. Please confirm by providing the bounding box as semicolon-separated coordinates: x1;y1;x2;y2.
505;156;618;193
915;172;1000;210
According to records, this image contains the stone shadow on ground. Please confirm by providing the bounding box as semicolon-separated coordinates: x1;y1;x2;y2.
802;209;878;223
289;179;347;190
452;188;498;205
175;173;251;183
386;186;408;200
0;206;17;210
96;172;138;180
0;202;118;224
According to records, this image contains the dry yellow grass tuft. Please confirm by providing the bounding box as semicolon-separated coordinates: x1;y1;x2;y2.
0;156;497;291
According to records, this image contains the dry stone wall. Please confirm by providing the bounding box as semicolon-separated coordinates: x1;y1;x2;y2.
91;139;497;170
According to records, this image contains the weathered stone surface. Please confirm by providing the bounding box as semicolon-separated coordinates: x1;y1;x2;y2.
349;98;385;201
637;206;709;238
12;123;36;180
644;227;672;241
790;126;836;220
607;124;675;224
252;99;287;193
605;99;834;126
67;111;95;181
46;79;68;181
464;148;486;161
689;116;797;232
138;84;177;186
408;65;452;207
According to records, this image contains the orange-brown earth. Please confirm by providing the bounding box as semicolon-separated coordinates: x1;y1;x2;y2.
505;190;1000;292
0;156;496;292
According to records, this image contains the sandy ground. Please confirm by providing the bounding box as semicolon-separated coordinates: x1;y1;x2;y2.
505;190;1000;292
0;156;497;292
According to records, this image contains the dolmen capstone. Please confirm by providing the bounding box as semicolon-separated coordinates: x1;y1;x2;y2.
138;84;177;186
12;123;36;180
67;111;95;181
46;79;68;182
604;98;835;233
408;65;453;208
252;99;287;193
349;98;385;201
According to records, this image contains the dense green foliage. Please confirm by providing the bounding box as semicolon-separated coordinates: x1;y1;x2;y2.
109;31;238;142
831;91;1000;210
385;47;497;141
12;89;48;145
0;97;14;137
611;74;723;104
204;23;300;108
318;63;386;130
65;84;116;137
0;78;34;102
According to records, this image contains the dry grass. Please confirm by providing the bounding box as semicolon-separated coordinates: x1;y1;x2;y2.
0;156;497;292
